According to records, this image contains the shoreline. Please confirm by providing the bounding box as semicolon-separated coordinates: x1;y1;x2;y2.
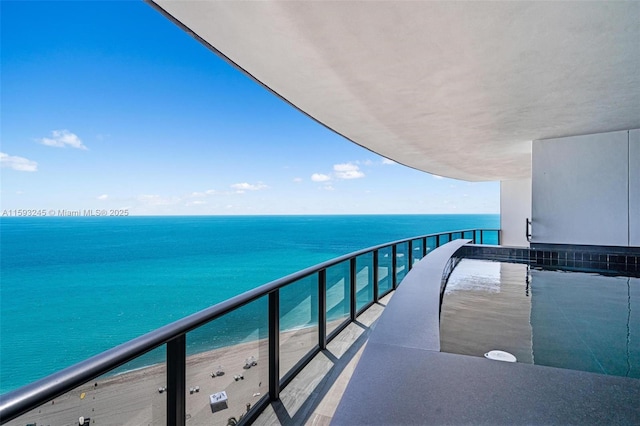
5;326;323;426
1;321;322;396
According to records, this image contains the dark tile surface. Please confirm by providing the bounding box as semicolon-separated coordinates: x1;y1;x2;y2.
332;344;640;425
457;244;640;277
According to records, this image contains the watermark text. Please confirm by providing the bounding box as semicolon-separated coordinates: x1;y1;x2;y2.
2;209;130;217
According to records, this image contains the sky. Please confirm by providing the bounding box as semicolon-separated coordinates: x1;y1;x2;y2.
0;1;499;216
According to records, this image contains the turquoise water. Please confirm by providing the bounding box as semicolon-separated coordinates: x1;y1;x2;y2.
0;214;498;392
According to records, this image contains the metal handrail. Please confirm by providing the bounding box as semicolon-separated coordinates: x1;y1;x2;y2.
0;228;499;423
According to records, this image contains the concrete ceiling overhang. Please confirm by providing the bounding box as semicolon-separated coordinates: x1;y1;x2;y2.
150;1;640;181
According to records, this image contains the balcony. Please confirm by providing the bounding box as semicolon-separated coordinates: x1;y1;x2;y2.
2;229;639;425
0;229;497;425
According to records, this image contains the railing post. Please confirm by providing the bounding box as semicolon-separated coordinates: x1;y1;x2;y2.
167;335;186;426
350;257;357;321
269;290;280;401
392;245;398;290
343;263;350;320
422;237;427;256
310;273;319;333
480;229;484;244
407;240;413;271
318;270;327;350
373;249;379;302
436;234;440;248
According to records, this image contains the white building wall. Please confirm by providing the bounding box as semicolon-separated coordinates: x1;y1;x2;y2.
500;179;531;247
531;130;633;246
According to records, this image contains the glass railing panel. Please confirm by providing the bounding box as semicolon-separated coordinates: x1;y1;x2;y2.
279;274;319;380
426;236;437;254
185;296;268;425
451;232;462;240
463;230;473;240
325;260;351;336
482;230;500;245
377;246;393;296
395;242;409;284
439;234;451;245
4;346;167;426
411;239;423;265
355;252;374;312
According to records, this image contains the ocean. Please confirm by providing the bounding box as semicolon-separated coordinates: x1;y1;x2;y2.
0;214;498;393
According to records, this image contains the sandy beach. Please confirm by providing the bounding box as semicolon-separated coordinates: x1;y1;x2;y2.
5;326;323;426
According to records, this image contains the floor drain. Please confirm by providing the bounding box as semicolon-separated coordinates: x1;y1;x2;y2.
484;350;517;362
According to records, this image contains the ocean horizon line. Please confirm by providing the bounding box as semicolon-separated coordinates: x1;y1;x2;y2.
0;212;500;218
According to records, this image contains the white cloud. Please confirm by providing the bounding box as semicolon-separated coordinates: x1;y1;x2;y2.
293;177;303;183
333;163;365;179
323;185;335;191
0;152;38;172
432;174;444;179
231;182;268;191
186;200;206;206
312;162;365;183
333;163;356;172
39;130;87;150
311;173;331;182
97;194;108;200
190;189;221;197
382;158;396;165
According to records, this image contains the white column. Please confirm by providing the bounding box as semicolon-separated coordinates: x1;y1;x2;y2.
500;179;532;247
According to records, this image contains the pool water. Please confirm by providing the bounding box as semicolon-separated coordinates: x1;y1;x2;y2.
440;259;640;378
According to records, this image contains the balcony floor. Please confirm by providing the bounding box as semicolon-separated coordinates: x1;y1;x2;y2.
255;293;394;425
